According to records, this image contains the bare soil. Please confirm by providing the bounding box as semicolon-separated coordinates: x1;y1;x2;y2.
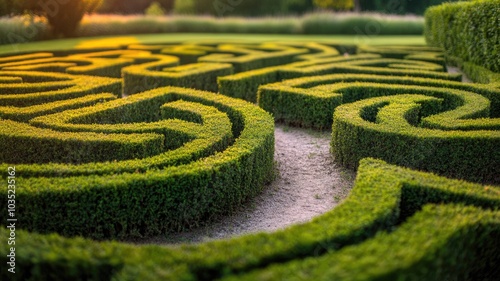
133;124;356;245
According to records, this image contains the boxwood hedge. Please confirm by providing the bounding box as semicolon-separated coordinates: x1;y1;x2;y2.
1;159;498;280
258;73;500;128
0;40;498;279
0;86;275;239
331;94;499;183
425;0;500;73
219;52;460;103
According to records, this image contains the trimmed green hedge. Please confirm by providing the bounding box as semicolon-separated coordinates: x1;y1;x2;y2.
0;52;54;65
357;45;447;67
0;50;160;78
445;54;500;85
124;43;308;96
0;71;121;107
0;86;275;239
218;52;460;103
218;53;381;103
0;92;117;122
19;92;233;177
198;43;307;73
425;0;500;73
331;94;499;183
129;43;215;64
1;159;498;280
0;119;165;164
123;61;232;95
258;73;499;129
0;71;121;121
228;204;500;281
0;41;498;280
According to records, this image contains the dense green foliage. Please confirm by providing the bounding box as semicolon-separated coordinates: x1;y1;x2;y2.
0;69;121;121
145;1;166;16
0;86;275;238
0;39;498;279
0;0;14;16
260;71;500;183
314;0;354;11
9;0;101;36
174;0;290;17
1;159;498;280
169;0;465;15
45;0;100;36
98;0;175;14
331;93;499;183
358;0;467;15
425;0;500;73
0;0;465;18
221;44;500;183
301;12;424;35
123;61;233;94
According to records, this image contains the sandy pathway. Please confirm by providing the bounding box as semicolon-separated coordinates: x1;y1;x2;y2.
133;124;356;245
129;65;469;246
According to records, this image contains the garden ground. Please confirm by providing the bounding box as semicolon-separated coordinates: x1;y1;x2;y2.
133;124;356;245
0;33;425;55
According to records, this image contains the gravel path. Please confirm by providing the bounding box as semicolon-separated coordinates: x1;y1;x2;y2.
447;65;472;83
128;65;468;246
127;63;476;246
133;124;356;245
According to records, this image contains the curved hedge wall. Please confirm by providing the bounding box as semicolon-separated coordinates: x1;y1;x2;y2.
0;86;274;239
0;41;498;279
1;158;498;280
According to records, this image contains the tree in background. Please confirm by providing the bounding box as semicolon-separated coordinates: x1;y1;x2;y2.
285;0;315;15
357;0;466;15
221;0;287;16
6;0;468;19
172;0;195;15
14;0;102;37
97;0;144;14
97;0;174;14
0;0;46;16
157;0;175;12
173;0;304;17
145;1;166;16
353;0;360;12
0;0;15;16
313;0;355;11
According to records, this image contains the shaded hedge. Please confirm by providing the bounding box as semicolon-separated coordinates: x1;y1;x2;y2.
424;0;500;72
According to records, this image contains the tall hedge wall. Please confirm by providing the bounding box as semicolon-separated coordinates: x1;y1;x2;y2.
424;0;500;73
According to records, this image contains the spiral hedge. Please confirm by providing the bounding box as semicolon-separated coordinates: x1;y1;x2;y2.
0;41;499;279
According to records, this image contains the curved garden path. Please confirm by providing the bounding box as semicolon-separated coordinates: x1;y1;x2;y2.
133;124;356;245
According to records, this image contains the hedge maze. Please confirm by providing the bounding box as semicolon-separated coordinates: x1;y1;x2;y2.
0;39;499;280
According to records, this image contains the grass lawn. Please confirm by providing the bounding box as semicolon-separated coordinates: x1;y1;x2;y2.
0;33;425;55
